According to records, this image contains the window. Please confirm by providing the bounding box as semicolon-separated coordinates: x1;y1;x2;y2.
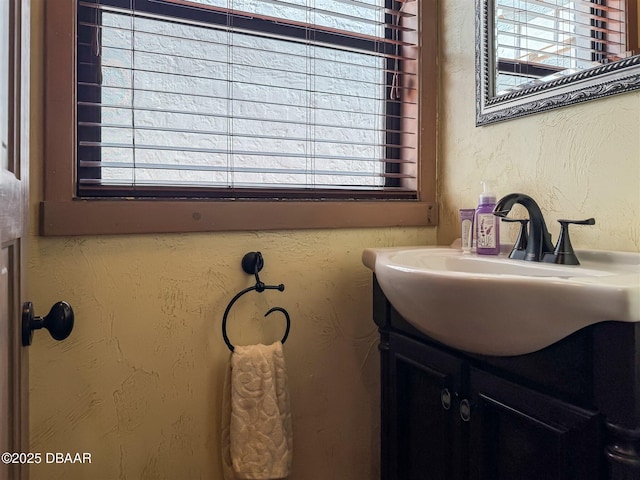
41;0;438;235
494;0;633;95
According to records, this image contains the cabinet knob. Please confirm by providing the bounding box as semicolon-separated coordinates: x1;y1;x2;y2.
460;399;471;422
441;389;452;410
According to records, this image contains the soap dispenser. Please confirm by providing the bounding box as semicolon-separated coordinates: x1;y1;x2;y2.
476;181;500;255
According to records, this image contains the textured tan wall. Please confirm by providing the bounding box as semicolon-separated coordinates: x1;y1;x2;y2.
28;230;433;480
437;2;640;252
27;2;434;479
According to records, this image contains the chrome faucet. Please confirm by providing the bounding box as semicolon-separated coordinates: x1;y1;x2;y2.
493;193;595;264
493;193;555;262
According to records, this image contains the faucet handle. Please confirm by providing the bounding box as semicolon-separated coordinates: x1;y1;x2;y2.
543;218;595;265
501;218;529;260
558;218;596;226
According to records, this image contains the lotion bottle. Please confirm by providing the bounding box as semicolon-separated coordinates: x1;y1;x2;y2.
475;182;500;255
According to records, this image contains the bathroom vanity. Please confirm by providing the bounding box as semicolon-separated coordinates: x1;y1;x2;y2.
372;277;640;480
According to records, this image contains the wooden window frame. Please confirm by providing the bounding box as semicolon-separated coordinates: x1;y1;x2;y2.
40;0;438;236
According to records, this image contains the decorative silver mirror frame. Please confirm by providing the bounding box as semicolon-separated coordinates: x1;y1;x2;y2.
476;0;640;126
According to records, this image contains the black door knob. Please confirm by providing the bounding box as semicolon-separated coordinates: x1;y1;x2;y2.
22;301;74;346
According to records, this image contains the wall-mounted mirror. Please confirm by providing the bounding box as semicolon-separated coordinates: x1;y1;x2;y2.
476;0;640;126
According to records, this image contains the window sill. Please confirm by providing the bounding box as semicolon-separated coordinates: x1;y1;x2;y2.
40;199;438;236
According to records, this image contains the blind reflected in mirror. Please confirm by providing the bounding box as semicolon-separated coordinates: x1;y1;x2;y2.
494;0;637;97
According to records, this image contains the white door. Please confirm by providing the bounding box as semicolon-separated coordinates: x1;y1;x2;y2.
0;1;30;479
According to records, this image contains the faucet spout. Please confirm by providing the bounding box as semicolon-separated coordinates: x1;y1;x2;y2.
493;193;554;262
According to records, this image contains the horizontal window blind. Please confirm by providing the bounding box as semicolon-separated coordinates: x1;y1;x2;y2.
76;0;419;199
495;0;629;93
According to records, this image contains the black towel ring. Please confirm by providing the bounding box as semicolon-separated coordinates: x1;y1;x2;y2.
222;252;291;352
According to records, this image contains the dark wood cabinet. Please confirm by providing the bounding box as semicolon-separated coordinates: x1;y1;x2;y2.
467;367;601;480
373;277;640;480
387;333;464;480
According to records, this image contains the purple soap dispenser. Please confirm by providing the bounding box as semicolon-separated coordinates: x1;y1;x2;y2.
475;181;500;255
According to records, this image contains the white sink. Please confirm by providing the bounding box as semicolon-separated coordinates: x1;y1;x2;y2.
362;245;640;356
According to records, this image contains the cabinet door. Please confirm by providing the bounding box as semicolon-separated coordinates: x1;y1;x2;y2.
467;367;603;480
387;333;465;480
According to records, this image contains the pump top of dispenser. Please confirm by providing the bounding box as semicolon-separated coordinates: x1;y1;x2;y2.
479;181;496;205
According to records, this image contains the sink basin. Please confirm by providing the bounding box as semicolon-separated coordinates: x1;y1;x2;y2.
362;245;640;356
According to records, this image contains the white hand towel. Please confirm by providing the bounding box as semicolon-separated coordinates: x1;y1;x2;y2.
222;341;293;480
